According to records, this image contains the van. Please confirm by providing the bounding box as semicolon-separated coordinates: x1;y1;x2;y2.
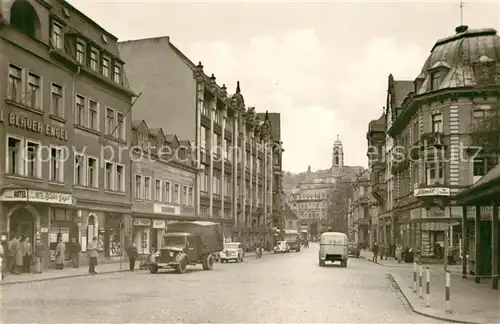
318;232;348;267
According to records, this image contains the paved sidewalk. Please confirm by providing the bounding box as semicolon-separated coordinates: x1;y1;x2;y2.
389;266;499;323
1;260;128;286
359;249;413;269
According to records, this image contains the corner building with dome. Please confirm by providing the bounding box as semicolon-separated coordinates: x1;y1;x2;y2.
381;25;500;265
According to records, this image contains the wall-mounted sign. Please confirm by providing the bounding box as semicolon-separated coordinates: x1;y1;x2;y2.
0;189;73;205
133;218;151;226
153;203;180;215
0;109;68;141
40;227;49;233
413;187;450;197
153;220;166;229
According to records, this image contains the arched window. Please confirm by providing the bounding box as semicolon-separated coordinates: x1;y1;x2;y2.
10;0;40;38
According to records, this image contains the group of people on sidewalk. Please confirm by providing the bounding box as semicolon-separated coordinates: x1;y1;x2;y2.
370;241;407;263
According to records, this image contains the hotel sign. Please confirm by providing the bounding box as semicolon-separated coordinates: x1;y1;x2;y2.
0;109;68;141
0;189;74;205
413;187;451;197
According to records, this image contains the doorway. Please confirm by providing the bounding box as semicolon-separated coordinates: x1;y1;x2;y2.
10;207;35;241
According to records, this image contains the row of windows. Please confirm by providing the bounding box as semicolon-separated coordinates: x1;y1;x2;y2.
7;64;126;140
135;175;194;206
51;21;123;85
6;135;125;192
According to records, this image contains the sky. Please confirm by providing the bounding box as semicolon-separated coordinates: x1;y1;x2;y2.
69;0;500;173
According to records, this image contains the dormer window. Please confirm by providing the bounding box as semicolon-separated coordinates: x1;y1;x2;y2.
76;40;85;64
90;48;99;71
430;72;440;90
102;56;110;77
113;63;122;84
51;21;63;49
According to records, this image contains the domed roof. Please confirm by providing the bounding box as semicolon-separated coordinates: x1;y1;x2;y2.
416;26;500;95
334;134;342;146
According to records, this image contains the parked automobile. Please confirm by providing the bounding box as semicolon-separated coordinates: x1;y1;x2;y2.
274;241;289;253
220;242;244;263
348;242;360;258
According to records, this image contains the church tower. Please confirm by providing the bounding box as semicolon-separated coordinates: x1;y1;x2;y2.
332;134;344;178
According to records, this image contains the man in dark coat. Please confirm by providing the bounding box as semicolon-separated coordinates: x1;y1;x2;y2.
126;243;138;271
69;238;82;268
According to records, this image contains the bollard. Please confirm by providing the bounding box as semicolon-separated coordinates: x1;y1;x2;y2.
419;265;423;298
413;262;417;292
445;271;451;313
425;267;431;307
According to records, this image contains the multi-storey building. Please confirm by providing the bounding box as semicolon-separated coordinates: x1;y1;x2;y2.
367;75;413;248
289;184;330;235
387;25;500;258
118;37;277;247
351;173;370;245
130;120;198;255
0;0;135;267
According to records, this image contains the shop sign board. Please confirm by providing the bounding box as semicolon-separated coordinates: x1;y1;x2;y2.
0;109;68;141
413;187;450;197
0;189;73;205
153;220;166;229
153;203;180;215
133;218;151;226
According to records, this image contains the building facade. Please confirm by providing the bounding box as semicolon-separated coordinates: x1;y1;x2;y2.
289;185;330;236
0;0;135;267
351;174;370;245
386;25;500;258
118;37;278;247
130;120;198;255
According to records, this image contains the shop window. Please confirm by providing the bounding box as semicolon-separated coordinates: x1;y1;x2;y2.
105;162;113;190
144;177;151;200
135;227;150;254
7;136;23;175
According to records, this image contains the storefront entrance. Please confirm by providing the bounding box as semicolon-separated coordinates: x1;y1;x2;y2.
9;207;35;241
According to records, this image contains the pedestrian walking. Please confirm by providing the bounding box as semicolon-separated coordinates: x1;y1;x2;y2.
55;238;66;269
126;242;138;271
70;238;81;268
23;237;32;273
34;236;44;273
379;243;385;261
87;237;98;274
0;242;4;280
372;241;379;263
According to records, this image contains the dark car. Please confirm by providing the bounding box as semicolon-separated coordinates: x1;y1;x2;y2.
348;242;360;258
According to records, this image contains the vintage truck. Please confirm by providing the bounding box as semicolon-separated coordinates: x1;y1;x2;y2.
149;221;223;274
284;229;300;252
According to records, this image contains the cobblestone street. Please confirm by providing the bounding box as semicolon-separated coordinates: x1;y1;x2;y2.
1;244;448;323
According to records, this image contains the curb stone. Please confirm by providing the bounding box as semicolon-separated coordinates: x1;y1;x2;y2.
387;272;479;324
0;269;128;286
